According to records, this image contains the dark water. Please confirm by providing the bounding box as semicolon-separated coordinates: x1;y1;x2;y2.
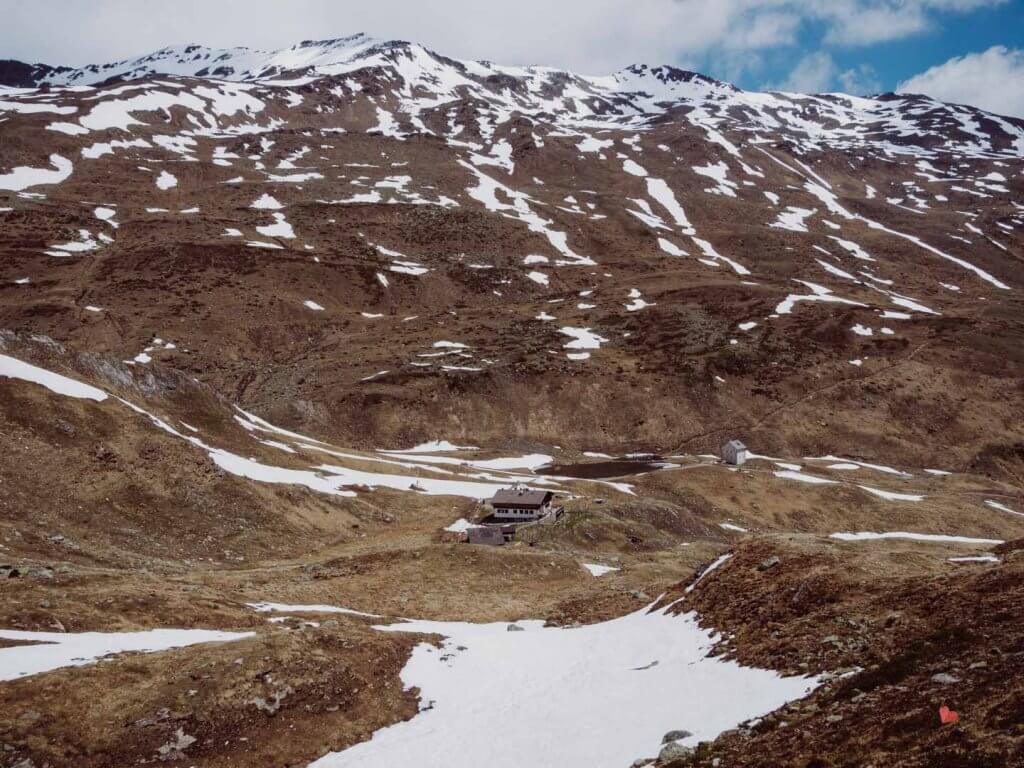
535;459;662;479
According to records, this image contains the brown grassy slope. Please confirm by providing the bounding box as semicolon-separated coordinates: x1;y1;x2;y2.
658;537;1024;768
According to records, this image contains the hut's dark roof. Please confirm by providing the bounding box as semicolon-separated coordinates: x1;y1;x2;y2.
489;488;553;508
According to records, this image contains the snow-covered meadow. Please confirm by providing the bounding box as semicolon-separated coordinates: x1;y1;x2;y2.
309;602;820;768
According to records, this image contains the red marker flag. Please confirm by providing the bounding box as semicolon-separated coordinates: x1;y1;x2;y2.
939;706;959;725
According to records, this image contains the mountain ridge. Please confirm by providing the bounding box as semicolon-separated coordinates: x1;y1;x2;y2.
3;33;1021;127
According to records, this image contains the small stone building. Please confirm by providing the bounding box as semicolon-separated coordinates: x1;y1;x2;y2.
721;439;748;466
467;526;507;546
488;486;554;522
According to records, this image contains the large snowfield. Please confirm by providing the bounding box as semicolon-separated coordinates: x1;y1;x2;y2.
310;603;820;768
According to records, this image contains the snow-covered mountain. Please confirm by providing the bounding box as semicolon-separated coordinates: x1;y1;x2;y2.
4;34;1023;162
7;35;381;85
1;33;1020;385
0;32;1023;768
0;30;1020;446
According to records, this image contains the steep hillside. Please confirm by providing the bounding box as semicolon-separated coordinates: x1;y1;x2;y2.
1;37;1022;463
0;35;1022;768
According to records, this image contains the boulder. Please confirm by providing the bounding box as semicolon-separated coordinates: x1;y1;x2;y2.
657;742;695;763
661;730;693;744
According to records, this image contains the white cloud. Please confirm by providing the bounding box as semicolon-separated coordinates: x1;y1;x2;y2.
776;51;837;93
0;0;1010;76
818;0;1007;46
821;2;931;46
0;0;764;73
770;55;883;97
898;46;1024;117
837;64;882;95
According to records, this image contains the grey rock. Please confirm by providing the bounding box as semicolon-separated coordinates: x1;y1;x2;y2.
931;672;960;685
630;590;651;601
506;624;525;632
758;556;780;570
661;730;693;744
250;685;293;715
28;334;64;352
48;534;80;551
16;710;41;727
657;741;695;763
78;353;134;389
156;728;196;761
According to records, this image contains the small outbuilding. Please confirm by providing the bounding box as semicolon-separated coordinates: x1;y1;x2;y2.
488;485;555;522
467;526;507;546
721;439;748;466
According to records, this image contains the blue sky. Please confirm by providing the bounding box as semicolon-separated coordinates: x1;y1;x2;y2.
841;1;1023;87
716;0;1024;93
2;0;1023;115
